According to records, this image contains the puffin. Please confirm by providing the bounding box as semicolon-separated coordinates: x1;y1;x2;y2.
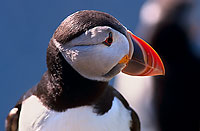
5;10;165;131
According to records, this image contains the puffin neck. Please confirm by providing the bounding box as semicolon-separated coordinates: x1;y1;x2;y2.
40;39;108;111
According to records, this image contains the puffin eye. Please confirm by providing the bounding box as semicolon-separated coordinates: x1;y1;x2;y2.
103;32;113;47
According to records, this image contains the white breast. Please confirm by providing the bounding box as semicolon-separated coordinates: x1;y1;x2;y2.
19;95;132;131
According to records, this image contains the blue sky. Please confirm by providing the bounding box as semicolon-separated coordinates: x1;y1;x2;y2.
0;0;145;130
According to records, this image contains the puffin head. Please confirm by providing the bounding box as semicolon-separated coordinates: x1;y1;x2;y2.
47;10;165;82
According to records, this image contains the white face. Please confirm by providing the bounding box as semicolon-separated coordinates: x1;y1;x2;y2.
54;26;130;81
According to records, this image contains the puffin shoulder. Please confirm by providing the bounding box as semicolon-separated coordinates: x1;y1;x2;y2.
5;86;37;131
93;85;140;131
112;87;140;131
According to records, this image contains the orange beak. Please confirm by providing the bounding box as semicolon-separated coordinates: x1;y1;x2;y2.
122;30;165;76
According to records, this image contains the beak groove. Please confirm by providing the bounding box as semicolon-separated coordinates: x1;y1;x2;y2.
122;30;165;76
